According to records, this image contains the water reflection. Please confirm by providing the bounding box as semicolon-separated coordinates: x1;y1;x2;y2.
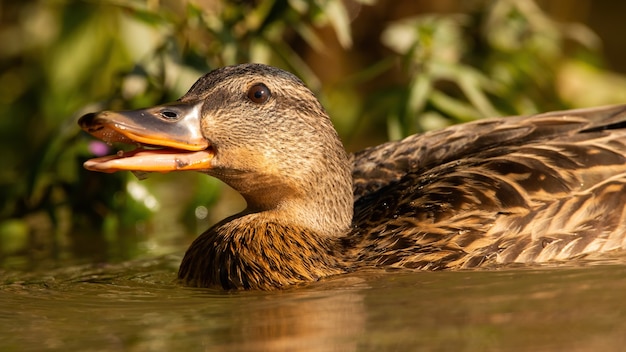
2;258;626;351
0;258;370;351
212;283;367;351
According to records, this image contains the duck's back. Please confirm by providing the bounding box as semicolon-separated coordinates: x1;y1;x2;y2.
348;105;626;269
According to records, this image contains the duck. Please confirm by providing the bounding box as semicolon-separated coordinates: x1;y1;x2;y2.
79;63;626;290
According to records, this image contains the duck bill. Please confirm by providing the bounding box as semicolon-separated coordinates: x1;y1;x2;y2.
78;102;214;173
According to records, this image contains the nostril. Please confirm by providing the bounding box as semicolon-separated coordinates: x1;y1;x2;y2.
160;110;178;120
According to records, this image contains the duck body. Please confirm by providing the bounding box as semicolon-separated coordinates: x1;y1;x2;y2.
349;107;626;270
79;63;626;290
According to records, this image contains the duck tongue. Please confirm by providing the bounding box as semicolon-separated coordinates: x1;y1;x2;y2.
78;102;214;173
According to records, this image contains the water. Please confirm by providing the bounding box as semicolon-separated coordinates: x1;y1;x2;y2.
2;255;626;351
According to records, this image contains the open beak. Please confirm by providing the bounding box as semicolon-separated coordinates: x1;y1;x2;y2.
78;102;214;173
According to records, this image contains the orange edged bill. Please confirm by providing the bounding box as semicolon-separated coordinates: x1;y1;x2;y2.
78;102;214;173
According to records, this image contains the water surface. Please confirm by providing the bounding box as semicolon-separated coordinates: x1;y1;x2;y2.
2;256;626;351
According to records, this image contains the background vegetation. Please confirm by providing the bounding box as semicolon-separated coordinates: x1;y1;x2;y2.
2;0;626;270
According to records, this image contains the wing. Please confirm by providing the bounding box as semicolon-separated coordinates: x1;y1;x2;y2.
348;105;626;269
351;105;626;201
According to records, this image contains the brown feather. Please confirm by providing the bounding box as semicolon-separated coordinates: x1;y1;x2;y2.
349;105;626;271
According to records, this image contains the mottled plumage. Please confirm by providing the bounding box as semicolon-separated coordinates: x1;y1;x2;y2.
349;107;626;270
79;64;626;290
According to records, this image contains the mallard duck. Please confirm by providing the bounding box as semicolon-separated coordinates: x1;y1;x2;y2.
79;63;626;290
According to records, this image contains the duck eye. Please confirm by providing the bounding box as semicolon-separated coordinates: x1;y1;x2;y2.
247;83;271;104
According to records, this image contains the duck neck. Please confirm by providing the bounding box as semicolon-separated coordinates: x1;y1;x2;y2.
210;139;355;239
240;176;354;239
178;213;347;290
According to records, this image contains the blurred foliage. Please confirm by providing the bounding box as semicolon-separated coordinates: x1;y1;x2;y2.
368;0;622;139
1;0;625;269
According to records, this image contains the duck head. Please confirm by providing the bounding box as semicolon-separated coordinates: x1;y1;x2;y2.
79;63;353;237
